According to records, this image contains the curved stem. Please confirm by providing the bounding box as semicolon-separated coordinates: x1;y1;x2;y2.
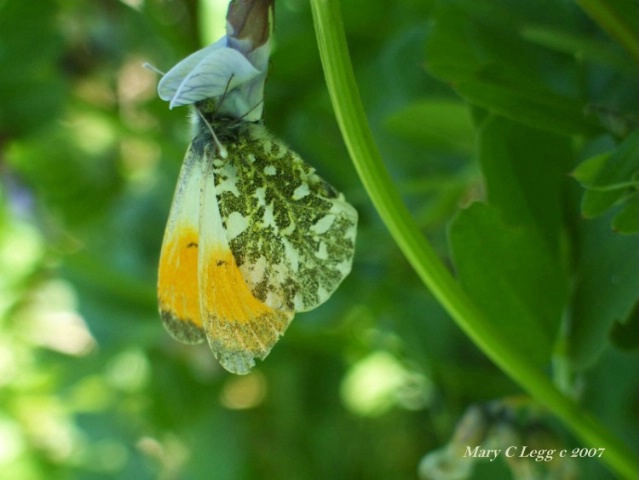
309;0;638;478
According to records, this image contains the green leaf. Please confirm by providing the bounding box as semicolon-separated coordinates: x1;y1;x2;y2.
425;2;601;136
592;131;639;189
385;99;475;154
568;213;639;369
581;187;628;218
576;152;630;218
448;203;567;366
609;302;639;351
612;192;639;234
574;131;639;190
576;0;639;59
572;152;611;187
478;117;572;253
520;25;635;72
454;69;600;136
574;133;639;224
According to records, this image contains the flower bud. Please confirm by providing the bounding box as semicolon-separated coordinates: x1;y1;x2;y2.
226;0;272;52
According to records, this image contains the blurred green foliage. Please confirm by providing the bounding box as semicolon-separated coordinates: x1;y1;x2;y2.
0;0;636;479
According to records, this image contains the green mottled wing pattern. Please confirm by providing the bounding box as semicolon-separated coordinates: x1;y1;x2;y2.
209;123;357;314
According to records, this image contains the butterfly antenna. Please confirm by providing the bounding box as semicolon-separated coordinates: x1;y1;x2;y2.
211;74;263;126
212;74;236;115
196;108;228;159
237;99;265;124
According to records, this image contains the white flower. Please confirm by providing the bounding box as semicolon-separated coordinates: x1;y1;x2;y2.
156;0;272;122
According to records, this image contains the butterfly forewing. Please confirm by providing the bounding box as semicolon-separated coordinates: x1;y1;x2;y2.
157;148;207;344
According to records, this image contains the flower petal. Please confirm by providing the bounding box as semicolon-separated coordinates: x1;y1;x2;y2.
216;41;270;121
158;40;261;109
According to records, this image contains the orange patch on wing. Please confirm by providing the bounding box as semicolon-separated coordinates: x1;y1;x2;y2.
158;223;292;372
158;226;202;328
201;243;275;324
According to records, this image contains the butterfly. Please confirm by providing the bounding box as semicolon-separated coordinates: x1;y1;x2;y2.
157;99;358;374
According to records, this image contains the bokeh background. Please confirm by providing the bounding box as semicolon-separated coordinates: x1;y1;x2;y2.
0;0;637;479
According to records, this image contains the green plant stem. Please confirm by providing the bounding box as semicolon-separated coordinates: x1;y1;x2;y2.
309;0;638;478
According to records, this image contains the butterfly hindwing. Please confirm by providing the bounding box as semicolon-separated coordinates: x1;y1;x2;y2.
196;136;294;375
213;123;358;314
